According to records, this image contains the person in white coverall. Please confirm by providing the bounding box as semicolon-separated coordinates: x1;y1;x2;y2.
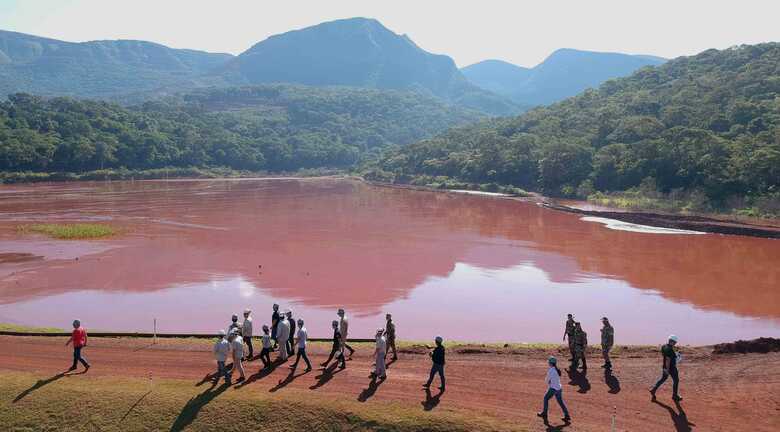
372;328;387;379
213;329;231;384
276;313;290;361
228;329;246;382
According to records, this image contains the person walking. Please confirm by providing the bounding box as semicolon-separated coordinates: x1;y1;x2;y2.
276;313;290;362
572;322;588;370
271;304;280;350
259;325;272;369
286;310;296;357
600;317;614;369
384;313;397;362
213;329;231;384
650;335;683;401
321;320;346;370
423;336;446;391
337;308;355;357
289;319;313;372
228;329;246;382
242;309;254;361
372;328;387;379
65;319;90;372
563;314;575;361
537;357;571;423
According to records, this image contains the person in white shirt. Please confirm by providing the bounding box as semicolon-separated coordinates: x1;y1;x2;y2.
259;324;272;369
537;356;571;423
289;319;313;372
276;313;290;362
372;328;387;379
212;329;231;384
242;309;254;361
337;308;355;357
228;329;246;382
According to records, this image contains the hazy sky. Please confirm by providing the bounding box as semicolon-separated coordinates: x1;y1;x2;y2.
1;0;779;67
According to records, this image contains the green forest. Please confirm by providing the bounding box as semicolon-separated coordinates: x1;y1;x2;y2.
0;85;480;175
366;43;780;215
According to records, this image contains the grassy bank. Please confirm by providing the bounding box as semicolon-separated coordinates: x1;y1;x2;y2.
0;323;64;333
17;223;117;240
0;167;345;184
0;372;514;432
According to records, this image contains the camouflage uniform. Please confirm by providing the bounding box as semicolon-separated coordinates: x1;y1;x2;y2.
384;319;397;361
573;327;588;370
601;322;614;367
564;318;576;360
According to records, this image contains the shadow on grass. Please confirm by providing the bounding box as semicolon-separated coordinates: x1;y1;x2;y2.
196;364;235;387
652;399;695;432
566;367;591;393
604;368;620;394
421;387;444;411
169;382;230;432
13;373;66;403
357;375;386;402
309;363;343;390
120;390;152;422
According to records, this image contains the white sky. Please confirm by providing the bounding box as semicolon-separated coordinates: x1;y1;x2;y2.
1;0;779;67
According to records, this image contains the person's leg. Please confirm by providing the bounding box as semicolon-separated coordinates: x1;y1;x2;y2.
541;388;555;416
291;350;302;370
236;357;246;378
70;347;80;370
670;367;680;398
568;339;575;360
346;342;354;355
264;348;272;367
246;337;253;360
652;370;669;394
425;365;436;386
78;348;90;368
376;355;386;378
338;350;346;368
301;348;312;370
581;350;587;369
555;389;570;418
437;364;445;389
322;347;336;366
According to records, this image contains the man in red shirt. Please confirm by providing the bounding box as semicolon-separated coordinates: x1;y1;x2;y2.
65;319;90;372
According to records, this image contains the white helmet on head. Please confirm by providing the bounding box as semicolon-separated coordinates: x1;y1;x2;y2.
244;308;251;315
218;329;226;337
668;334;679;343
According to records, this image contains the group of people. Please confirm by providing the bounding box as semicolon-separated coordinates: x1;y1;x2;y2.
210;306;441;389
63;311;684;425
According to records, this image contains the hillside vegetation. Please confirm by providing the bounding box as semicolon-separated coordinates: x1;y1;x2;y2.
368;44;780;216
0;85;481;174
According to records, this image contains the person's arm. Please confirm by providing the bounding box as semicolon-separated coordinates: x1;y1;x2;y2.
65;334;71;346
563;327;567;341
83;330;88;347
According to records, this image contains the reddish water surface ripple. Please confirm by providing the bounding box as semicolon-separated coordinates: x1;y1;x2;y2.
0;179;778;344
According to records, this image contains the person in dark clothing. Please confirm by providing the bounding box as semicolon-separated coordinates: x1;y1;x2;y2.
259;325;272;369
650;335;682;401
286;310;296;356
289;319;312;372
271;304;280;350
320;320;346;369
423;336;445;391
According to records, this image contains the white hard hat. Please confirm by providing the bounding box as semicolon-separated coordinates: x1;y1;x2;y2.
669;334;679;343
218;329;226;336
229;328;240;335
231;314;238;320
262;325;269;331
376;328;384;335
244;309;251;314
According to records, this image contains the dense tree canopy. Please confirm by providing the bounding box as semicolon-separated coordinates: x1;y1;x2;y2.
369;44;780;208
0;85;481;173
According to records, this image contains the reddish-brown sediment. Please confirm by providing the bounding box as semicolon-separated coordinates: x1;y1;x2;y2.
0;179;779;343
1;335;778;431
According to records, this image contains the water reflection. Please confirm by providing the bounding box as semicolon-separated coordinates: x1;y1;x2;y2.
0;179;778;343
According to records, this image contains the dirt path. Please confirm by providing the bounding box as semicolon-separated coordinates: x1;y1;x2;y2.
2;336;779;431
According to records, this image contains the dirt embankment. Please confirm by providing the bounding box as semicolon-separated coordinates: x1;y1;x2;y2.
2;335;780;431
542;202;780;238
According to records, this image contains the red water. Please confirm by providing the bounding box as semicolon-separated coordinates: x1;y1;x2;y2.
0;178;778;344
